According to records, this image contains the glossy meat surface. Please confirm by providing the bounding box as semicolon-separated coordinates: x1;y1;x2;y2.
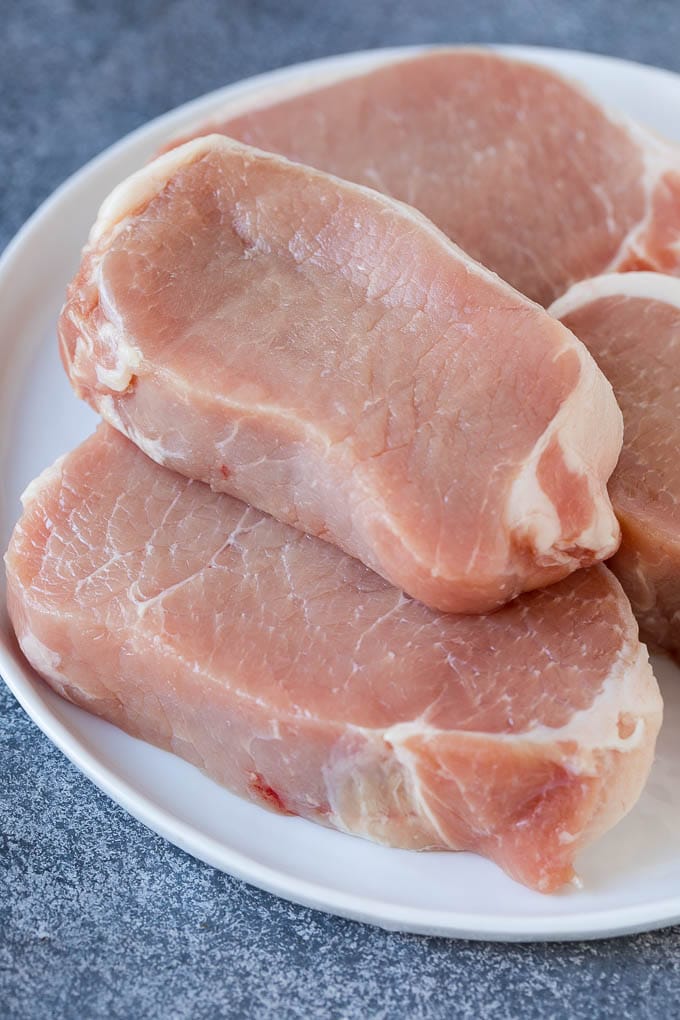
59;135;622;613
552;273;680;659
165;49;680;305
5;426;662;892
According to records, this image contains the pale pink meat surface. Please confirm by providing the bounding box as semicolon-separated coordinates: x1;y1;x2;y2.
163;49;680;306
5;426;662;893
59;135;622;614
552;273;680;660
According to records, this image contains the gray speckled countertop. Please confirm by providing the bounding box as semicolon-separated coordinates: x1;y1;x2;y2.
2;2;680;1017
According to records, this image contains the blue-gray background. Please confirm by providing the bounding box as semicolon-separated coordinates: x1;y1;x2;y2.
2;2;680;1017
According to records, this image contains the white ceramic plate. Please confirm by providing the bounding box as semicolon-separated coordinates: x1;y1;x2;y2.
2;45;680;941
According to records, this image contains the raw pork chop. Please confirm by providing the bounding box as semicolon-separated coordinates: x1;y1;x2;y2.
4;426;662;893
164;49;680;305
59;134;622;614
551;272;680;659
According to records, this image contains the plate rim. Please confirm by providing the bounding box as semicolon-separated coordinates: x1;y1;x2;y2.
2;43;680;941
3;640;680;941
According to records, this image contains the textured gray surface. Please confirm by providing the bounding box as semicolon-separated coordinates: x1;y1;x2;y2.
2;1;680;1017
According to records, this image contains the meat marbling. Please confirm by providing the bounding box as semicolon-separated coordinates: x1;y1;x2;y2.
551;272;680;660
5;426;662;893
59;134;622;614
163;48;680;306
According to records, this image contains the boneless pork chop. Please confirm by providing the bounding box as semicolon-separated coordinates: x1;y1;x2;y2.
163;49;680;306
5;430;660;893
59;135;622;614
552;273;680;660
4;427;661;892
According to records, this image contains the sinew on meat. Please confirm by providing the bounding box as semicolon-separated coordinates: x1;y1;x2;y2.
552;272;680;660
59;134;622;614
5;426;662;893
162;48;680;305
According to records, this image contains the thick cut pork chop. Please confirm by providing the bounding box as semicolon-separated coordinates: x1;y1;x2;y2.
5;426;662;893
59;135;622;614
551;273;680;660
163;49;680;306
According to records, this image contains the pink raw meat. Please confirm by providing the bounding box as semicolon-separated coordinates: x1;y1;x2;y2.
551;272;680;660
59;134;622;614
164;48;680;306
4;426;662;893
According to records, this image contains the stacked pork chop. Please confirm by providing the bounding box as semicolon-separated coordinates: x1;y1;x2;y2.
9;48;680;892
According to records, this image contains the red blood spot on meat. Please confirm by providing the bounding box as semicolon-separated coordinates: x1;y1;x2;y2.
248;772;294;815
